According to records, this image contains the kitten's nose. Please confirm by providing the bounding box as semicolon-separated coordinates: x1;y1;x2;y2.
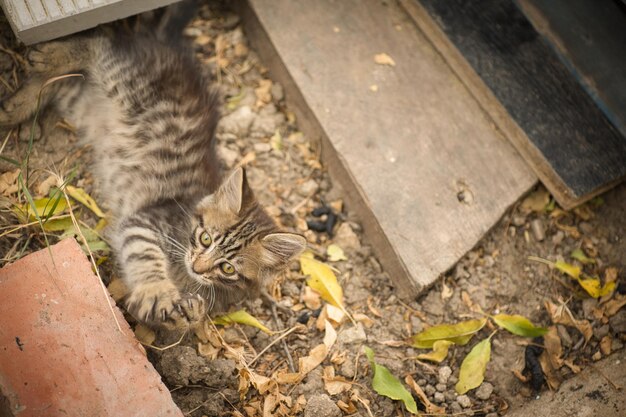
192;258;210;274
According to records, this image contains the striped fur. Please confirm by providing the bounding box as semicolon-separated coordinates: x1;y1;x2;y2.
0;29;305;329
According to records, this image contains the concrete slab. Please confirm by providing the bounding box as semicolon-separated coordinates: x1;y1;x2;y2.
508;349;626;417
0;238;182;417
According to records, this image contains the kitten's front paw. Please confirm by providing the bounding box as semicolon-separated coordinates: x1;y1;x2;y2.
27;42;67;73
126;282;207;329
126;281;185;329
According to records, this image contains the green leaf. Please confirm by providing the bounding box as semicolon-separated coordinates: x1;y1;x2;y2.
456;338;491;394
412;318;487;349
42;215;74;232
416;340;454;363
365;347;418;414
492;314;548;337
65;185;105;218
213;309;273;334
570;249;595;264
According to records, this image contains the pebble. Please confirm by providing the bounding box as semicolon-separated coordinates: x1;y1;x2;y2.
582;298;598;320
456;394;472;408
417;379;427;386
270;82;284;101
448;375;458;385
530;219;545;241
609;310;626;334
512;214;526;227
337;323;367;345
304;394;341;417
593;324;610;340
438;366;452;384
297;179;318;197
475;382;494;400
334;223;361;251
449;401;462;414
486;413;498;417
557;325;573;347
551;230;565;245
253;142;271;153
219;105;255;136
433;392;445;403
218;146;239;168
424;385;436;396
340;358;356;379
579;221;593;234
435;383;447;392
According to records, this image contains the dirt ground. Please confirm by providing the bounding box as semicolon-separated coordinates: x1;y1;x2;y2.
0;2;624;416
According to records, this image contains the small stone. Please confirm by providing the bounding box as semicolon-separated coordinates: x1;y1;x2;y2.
417;379;427;386
433;392;445;403
337;323;366;345
444;390;457;402
592;350;602;361
512;215;526;227
609;310;626;334
334;223;361;251
449;401;463;414
253;142;271;153
304;394;341;417
218;105;255;136
424;385;436;396
438;366;452;384
579;221;593;234
271;83;284;101
297;179;318;197
340;358;355;379
486;413;498;417
456;394;472;408
612;338;624;351
422;291;444;317
475;382;494;400
593;324;610;341
551;230;565;245
582;298;598;320
218;146;239;168
530;219;545;241
435;383;447;392
448;375;458;385
557;325;573;347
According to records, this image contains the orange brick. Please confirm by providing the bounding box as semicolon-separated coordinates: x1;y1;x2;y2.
0;239;182;417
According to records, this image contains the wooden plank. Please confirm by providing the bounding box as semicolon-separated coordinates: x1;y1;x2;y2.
517;0;626;139
0;0;180;44
238;0;536;296
401;0;626;209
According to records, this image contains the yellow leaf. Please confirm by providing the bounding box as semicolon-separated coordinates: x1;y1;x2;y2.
520;188;550;212
42;215;73;232
213;309;273;334
554;260;581;279
576;277;615;299
416;340;454;363
66;185;105;218
412;318;487;349
301;255;344;308
20;196;67;221
456;337;491;394
326;244;347;262
492;314;548;337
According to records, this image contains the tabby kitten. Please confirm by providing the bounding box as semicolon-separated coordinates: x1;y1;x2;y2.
0;22;305;329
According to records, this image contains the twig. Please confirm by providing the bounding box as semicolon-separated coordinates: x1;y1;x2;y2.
269;302;296;372
141;331;187;351
249;325;299;366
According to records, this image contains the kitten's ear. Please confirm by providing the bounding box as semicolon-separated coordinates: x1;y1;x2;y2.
261;233;307;269
217;167;246;214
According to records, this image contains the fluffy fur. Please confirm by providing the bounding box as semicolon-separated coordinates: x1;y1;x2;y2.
0;22;305;329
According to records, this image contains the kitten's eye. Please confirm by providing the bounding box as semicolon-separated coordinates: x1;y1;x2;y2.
199;231;212;247
220;262;235;275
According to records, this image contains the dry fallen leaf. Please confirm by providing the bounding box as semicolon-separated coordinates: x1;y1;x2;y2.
543;326;563;369
416;340;454;363
405;374;446;415
302;286;322;310
538;350;562;390
0;169;19;196
323;366;352;395
545;300;592;342
374;53;396;67
107;278;128;302
213;309;273;334
600;335;612;355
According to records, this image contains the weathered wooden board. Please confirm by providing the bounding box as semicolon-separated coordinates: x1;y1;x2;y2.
0;0;180;44
401;0;626;209
239;0;536;296
517;0;626;139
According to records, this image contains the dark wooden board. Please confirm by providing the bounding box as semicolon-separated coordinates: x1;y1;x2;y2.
517;0;626;139
402;0;626;209
238;0;535;296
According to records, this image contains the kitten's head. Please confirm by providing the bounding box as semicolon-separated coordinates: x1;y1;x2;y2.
185;167;306;309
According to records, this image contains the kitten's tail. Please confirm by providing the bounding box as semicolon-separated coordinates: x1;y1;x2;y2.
155;0;199;42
